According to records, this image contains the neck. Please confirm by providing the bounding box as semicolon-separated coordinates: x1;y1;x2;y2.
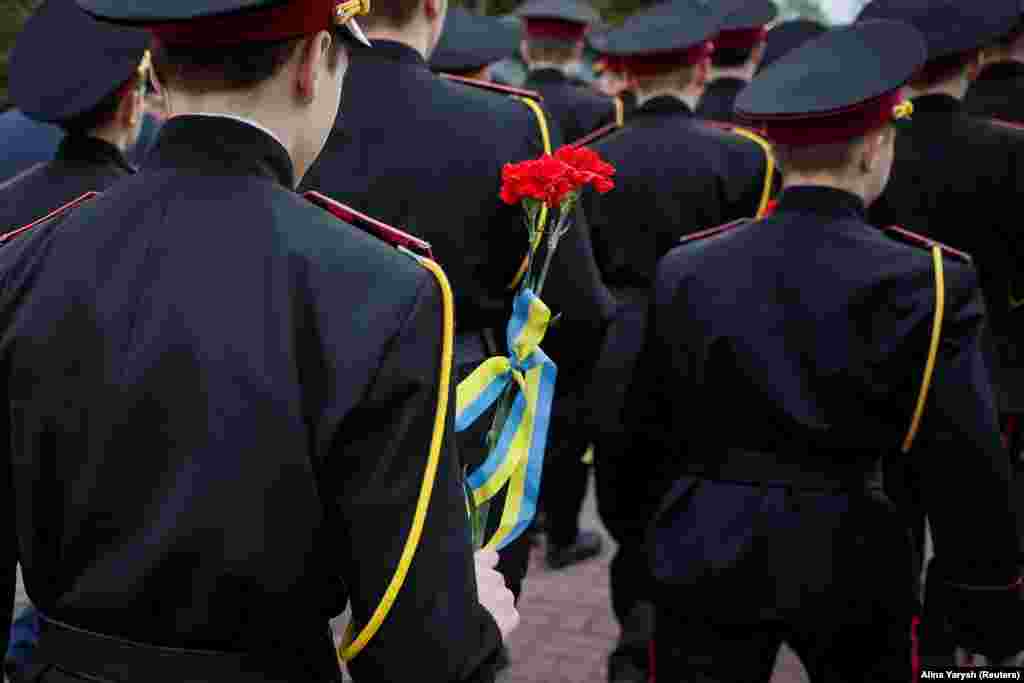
163;88;304;184
636;87;700;111
88;122;133;153
367;26;432;60
906;76;969;101
528;61;569;73
782;173;871;205
708;62;756;83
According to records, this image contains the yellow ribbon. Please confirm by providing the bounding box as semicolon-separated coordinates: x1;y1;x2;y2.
338;252;454;661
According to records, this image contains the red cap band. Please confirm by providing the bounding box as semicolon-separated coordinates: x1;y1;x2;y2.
622;41;714;76
713;27;768;49
150;0;338;46
740;89;903;146
523;18;587;41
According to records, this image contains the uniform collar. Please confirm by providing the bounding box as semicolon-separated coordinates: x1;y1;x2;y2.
977;60;1024;83
909;93;962;115
774;185;867;221
360;39;429;69
56;134;135;174
635;94;695;118
709;76;746;91
528;67;568;83
145;114;295;188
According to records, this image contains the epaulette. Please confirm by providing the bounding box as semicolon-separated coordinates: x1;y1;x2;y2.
881;225;972;263
303;191;434;259
439;74;543;101
702;121;777;219
0;191;97;245
571;121;622;147
989;117;1024;131
679;218;751;246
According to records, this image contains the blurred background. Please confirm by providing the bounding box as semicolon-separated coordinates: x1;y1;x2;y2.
0;0;872;104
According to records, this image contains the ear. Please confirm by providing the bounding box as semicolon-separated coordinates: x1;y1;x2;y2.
694;56;711;88
296;30;333;103
966;50;984;81
115;80;144;128
520;39;529;64
751;41;766;65
424;0;442;21
859;128;888;173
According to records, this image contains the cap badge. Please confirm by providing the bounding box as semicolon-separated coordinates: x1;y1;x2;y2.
335;0;371;24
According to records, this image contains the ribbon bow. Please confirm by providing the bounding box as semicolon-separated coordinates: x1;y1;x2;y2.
456;288;557;550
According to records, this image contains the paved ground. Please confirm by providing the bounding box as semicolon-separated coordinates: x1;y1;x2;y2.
14;474;812;682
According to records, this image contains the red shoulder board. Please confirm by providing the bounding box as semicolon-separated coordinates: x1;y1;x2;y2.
679;218;751;245
989;118;1024;131
304;191;434;260
0;191;98;245
571;121;622;148
439;74;543;101
702;119;769;138
881;225;972;263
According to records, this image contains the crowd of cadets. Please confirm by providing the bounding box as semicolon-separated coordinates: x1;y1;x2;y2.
1;0;1024;681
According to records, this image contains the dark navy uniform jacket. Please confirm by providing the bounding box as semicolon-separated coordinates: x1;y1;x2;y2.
629;186;1020;620
696;76;745;123
579;95;769;433
584;95;768;294
0;116;500;682
523;68;617;144
0;134;135;232
0;109;63;185
302;41;614;345
965;61;1024;125
869;94;1024;414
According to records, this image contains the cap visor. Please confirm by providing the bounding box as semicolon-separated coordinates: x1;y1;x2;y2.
346;18;371;47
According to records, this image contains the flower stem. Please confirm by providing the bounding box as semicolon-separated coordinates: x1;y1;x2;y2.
534;208;572;296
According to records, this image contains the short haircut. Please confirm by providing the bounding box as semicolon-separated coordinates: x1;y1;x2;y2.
156;27;347;93
359;0;420;30
631;63;699;95
59;78;131;135
524;37;578;64
774;135;865;176
711;46;755;68
910;49;977;88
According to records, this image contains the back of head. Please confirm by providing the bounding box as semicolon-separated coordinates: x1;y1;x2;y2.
857;0;1020;94
516;0;598;66
11;0;152;136
737;20;926;203
710;0;778;70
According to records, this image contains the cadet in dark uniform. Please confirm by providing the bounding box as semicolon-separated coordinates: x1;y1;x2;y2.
696;0;777;123
517;0;620;144
965;10;1024;123
300;0;615;606
859;0;1024;561
755;17;826;75
0;0;152;232
637;19;1024;679
0;0;519;681
581;3;774;681
429;7;519;79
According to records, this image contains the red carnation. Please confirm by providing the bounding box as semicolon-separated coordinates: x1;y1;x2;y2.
553;145;616;194
500;155;577;209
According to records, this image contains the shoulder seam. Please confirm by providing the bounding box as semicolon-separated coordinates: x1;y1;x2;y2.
880;225;972;263
0;192;98;245
439;73;543;101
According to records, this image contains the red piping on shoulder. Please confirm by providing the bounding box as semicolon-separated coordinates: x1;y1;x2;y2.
0;191;98;244
882;225;972;263
303;191;434;259
571;121;621;147
679;218;750;246
439;74;543;101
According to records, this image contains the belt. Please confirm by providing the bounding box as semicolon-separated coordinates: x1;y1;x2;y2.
30;614;340;683
680;448;883;492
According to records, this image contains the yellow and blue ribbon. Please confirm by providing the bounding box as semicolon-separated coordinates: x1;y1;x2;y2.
456;288;557;550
